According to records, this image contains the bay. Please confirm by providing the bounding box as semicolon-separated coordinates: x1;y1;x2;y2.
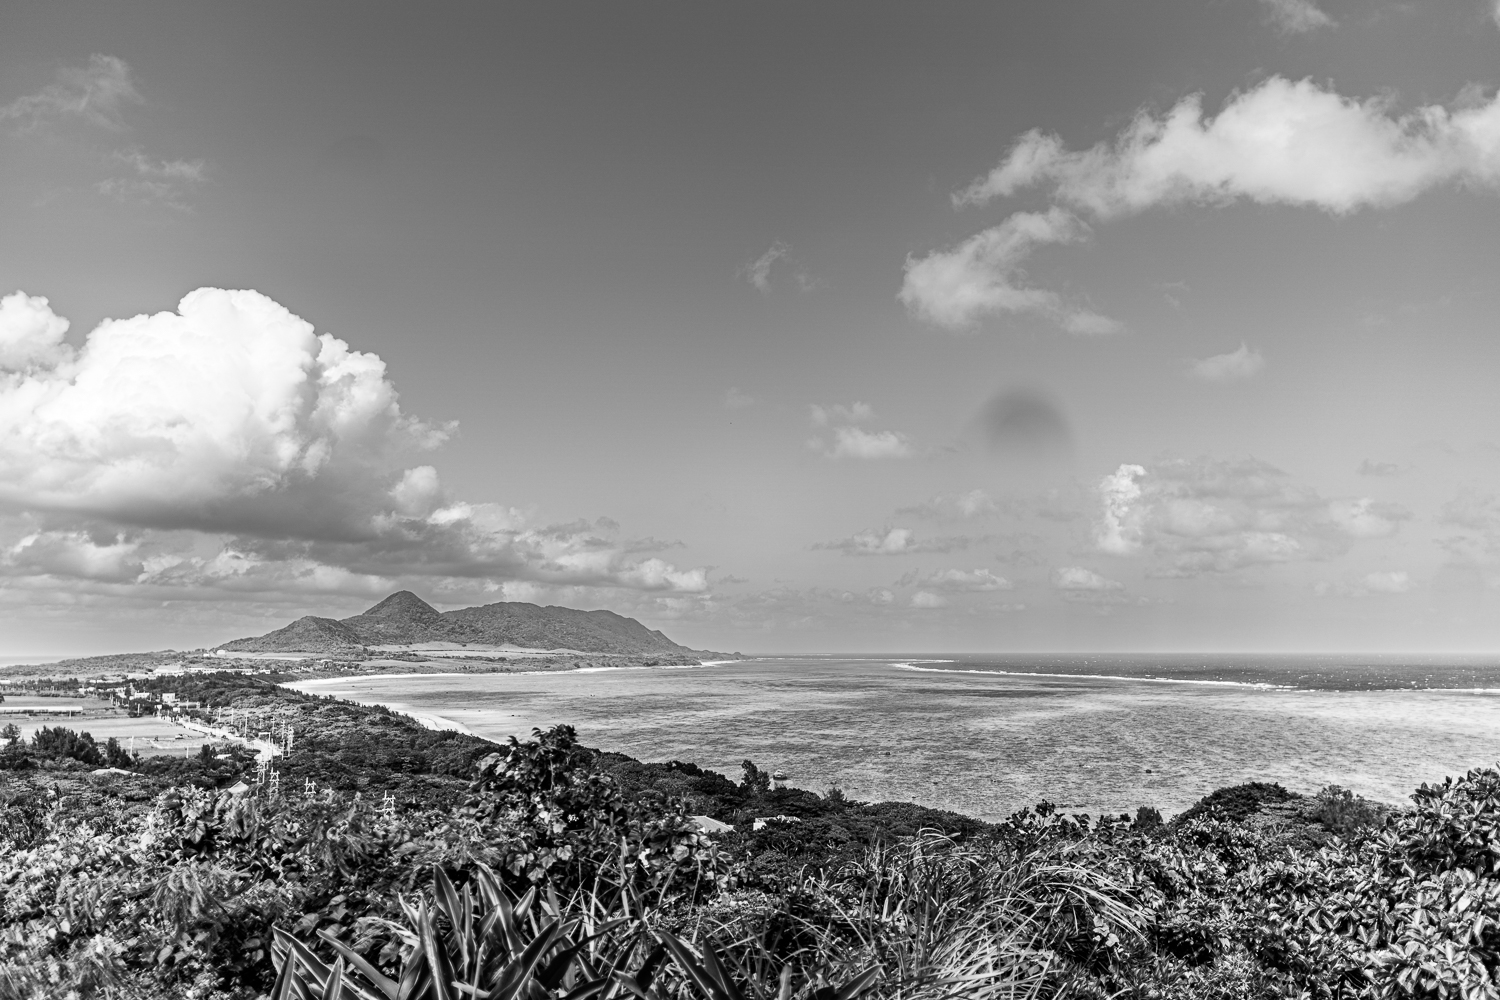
289;656;1500;821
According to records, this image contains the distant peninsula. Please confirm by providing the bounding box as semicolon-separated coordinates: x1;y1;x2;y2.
217;590;731;660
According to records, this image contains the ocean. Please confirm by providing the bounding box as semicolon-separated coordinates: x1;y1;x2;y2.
288;654;1500;821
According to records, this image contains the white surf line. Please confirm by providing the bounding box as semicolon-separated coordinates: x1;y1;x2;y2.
400;710;473;734
287;672;479;686
891;662;1294;691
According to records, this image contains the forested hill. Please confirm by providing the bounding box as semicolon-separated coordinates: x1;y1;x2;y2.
218;590;724;656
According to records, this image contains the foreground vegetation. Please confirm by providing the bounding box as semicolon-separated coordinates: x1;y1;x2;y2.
2;673;1499;999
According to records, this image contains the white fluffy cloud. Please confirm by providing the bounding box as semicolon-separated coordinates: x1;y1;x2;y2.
0;288;711;600
1093;459;1411;576
958;77;1500;219
910;590;947;608
0;292;72;370
900;208;1121;333
1259;0;1334;33
903;567;1013;592
826;427;912;460
1096;464;1147;555
807;402;912;459
1191;343;1265;382
0;287;445;534
1053;566;1123;591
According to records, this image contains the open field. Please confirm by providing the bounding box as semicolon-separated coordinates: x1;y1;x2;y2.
1;696;214;756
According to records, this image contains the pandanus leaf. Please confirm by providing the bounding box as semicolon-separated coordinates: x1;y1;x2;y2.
609;970;657;1000
317;927;402;1000
433;868;469;973
559;977;612;1000
656;932;737;1000
831;967;881;1000
418;900;459;1000
484;918;564;1000
322;958;347;1000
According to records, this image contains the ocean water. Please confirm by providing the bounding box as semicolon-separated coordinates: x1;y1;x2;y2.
289;655;1500;821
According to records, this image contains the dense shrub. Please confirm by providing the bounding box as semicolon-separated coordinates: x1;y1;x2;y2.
30;726;104;767
10;677;1500;1000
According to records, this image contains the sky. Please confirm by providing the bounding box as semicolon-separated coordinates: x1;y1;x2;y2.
2;0;1500;656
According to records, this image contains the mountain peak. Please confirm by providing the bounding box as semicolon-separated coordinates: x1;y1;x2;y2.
359;590;441;621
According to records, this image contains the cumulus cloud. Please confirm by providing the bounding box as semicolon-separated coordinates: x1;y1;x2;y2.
1053;567;1123;591
910;590;947;609
1190;343;1266;382
1259;0;1334;33
8;529;143;583
825;427;912;460
0;292;72;370
899;208;1122;333
0;55;141;131
1093;458;1410;576
1096;464;1147;555
0;288;712;601
0;287;447;535
958;77;1500;218
1327;498;1409;539
813;527;971;556
807;402;912;459
902;567;1013;592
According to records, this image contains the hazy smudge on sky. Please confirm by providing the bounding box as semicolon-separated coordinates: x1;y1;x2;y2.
976;387;1075;474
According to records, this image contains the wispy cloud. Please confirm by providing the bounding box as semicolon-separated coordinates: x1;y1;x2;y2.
900;207;1122;333
1259;0;1335;34
1;56;207;210
723;387;757;410
744;241;789;292
813;527;971;556
1190;343;1265;382
898;489;1009;521
97;149;207;209
0;54;141;131
1357;459;1402;477
1314;571;1413;598
742;241;814;293
810;402;875;426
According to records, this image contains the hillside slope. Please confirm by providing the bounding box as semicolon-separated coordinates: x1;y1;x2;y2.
218;591;711;657
220;616;366;655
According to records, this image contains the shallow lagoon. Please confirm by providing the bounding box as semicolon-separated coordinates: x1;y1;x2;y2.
290;657;1500;820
